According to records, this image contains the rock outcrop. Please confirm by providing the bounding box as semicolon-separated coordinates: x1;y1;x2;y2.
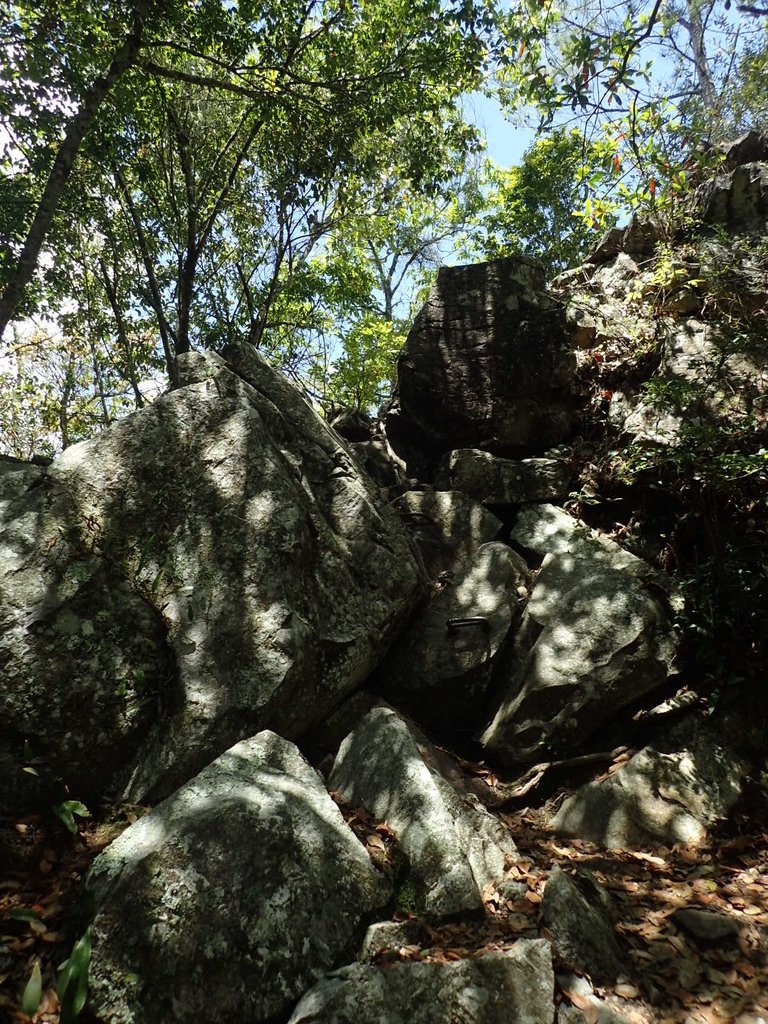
481;505;678;765
1;344;422;811
3;135;768;1024
330;706;519;918
385;258;581;476
288;940;555;1024
551;740;748;849
377;542;528;733
87;732;389;1024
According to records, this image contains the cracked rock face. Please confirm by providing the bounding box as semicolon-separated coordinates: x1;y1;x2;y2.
550;742;748;848
87;732;390;1024
385;258;582;476
288;940;555;1024
330;706;519;919
0;345;422;811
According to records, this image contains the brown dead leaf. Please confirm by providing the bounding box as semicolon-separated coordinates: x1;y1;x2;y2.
614;983;641;998
564;990;599;1023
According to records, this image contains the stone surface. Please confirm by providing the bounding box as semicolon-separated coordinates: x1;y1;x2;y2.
330;706;518;919
358;920;429;962
0;344;422;811
385;258;581;476
697;161;768;230
349;435;409;492
330;407;373;441
483;506;677;765
436;449;572;505
87;731;389;1024
551;741;748;849
673;908;741;943
288;940;555;1024
541;866;623;983
301;690;382;766
610;315;768;446
510;504;656;579
377;542;528;734
390;488;503;579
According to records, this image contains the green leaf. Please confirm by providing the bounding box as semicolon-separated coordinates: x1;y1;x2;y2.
53;800;91;834
58;926;92;1024
10;907;45;924
21;959;42;1016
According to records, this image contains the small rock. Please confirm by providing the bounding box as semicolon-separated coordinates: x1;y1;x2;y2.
358;921;429;962
542;866;623;984
673;908;741;943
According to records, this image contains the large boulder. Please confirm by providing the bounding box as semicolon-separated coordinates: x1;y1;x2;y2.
385;258;581;476
550;740;748;849
436;449;572;506
481;506;677;765
509;504;669;581
0;344;423;810
330;706;519;919
376;542;528;734
288;940;555;1024
87;732;389;1024
390;489;503;579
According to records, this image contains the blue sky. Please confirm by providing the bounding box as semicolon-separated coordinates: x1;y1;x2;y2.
464;91;536;167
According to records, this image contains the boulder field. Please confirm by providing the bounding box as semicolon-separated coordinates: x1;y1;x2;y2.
2;132;767;1023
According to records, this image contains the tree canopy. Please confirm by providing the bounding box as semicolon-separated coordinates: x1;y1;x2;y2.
1;0;767;452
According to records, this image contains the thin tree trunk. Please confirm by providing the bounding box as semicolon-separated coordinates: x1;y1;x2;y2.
0;3;149;342
99;257;145;408
114;169;178;385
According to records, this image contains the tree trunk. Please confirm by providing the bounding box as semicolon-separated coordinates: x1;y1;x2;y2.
0;3;148;342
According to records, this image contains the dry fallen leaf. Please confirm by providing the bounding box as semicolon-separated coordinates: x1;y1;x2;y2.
615;983;641;999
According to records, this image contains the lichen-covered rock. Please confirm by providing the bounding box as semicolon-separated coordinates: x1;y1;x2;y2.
482;506;677;765
0;464;176;813
87;732;389;1024
288;940;555;1024
0;345;422;811
390;489;503;579
436;449;572;505
697;161;768;229
385;258;581;476
541;866;623;983
330;706;518;919
377;542;527;734
550;742;747;849
510;504;664;581
349;435;409;492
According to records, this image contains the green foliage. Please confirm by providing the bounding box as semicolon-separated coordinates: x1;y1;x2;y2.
21;960;42;1017
3;0;768;445
57;926;92;1024
495;0;767;227
53;799;91;834
462;128;607;274
319;315;406;412
394;877;425;916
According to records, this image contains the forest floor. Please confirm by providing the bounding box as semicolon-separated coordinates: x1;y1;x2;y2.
1;786;768;1024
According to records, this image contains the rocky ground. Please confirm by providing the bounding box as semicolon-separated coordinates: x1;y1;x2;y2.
2;133;767;1023
2;760;768;1024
